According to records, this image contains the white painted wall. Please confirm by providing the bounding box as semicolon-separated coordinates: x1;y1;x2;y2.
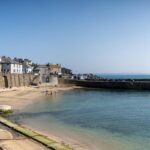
10;64;23;74
2;63;23;74
23;66;33;73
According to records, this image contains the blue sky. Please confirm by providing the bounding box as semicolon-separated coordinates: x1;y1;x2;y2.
0;0;150;73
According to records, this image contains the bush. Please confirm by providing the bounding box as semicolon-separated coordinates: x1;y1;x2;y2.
0;109;13;117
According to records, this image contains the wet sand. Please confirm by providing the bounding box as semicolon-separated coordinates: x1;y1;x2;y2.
0;85;81;109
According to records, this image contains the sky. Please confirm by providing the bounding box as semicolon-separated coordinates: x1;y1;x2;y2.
0;0;150;73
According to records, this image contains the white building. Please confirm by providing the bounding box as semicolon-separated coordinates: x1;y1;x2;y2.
23;64;33;73
24;59;32;65
2;61;23;74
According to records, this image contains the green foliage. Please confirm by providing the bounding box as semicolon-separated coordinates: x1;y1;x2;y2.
0;109;13;117
32;63;38;69
46;63;51;67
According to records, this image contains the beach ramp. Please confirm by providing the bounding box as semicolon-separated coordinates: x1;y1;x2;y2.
0;116;73;150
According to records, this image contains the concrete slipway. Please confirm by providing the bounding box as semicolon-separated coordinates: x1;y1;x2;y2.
0;116;73;150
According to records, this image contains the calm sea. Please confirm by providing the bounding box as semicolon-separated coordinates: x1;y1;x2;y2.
11;89;150;150
97;74;150;79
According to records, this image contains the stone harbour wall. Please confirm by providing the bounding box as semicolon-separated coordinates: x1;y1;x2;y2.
0;73;40;88
58;78;150;90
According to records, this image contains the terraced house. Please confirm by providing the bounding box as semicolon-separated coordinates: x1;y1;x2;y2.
0;57;23;74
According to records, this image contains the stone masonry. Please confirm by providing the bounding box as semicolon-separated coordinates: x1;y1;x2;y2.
0;73;40;88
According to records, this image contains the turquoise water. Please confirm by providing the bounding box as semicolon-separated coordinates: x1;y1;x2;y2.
97;73;150;79
12;89;150;150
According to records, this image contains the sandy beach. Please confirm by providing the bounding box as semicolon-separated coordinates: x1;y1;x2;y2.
0;85;79;109
0;85;86;150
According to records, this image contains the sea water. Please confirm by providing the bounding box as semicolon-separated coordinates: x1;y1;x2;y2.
11;89;150;150
97;73;150;79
